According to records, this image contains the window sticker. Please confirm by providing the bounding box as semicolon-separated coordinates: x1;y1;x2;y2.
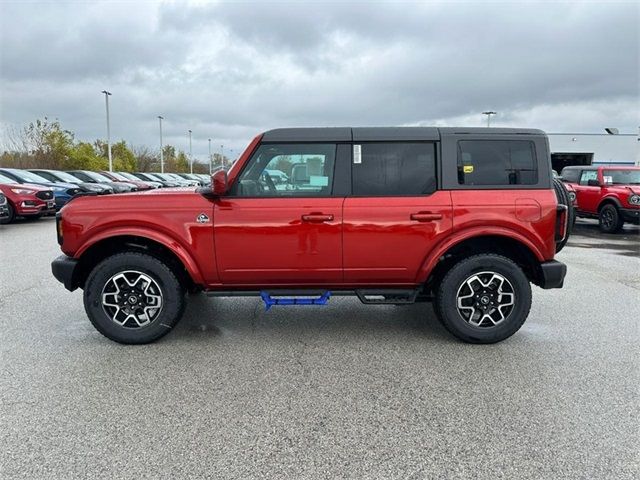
603;175;613;185
463;165;474;174
309;175;329;187
353;144;362;164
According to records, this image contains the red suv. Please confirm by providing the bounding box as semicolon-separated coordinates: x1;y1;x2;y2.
52;127;570;344
560;166;640;232
0;172;55;223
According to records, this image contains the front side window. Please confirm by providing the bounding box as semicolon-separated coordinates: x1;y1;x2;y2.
602;169;640;185
352;143;436;196
579;170;598;185
233;143;336;197
457;140;537;186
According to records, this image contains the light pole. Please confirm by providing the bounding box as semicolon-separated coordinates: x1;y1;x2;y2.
208;138;212;175
188;130;193;174
101;90;112;171
221;144;224;167
158;116;164;173
482;111;496;127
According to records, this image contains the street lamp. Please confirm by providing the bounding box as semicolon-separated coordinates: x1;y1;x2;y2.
208;138;212;175
221;144;224;167
158;116;164;173
188;130;193;174
101;90;113;171
482;111;497;127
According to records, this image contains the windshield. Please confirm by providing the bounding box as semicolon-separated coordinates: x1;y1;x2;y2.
108;172;128;181
603;169;640;185
144;173;164;181
83;171;112;183
50;171;82;183
4;169;51;184
0;173;18;184
119;172;140;181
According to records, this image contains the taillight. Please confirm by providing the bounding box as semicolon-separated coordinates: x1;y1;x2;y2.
56;212;63;245
555;205;568;242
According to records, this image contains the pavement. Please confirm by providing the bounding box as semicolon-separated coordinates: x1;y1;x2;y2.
1;217;638;479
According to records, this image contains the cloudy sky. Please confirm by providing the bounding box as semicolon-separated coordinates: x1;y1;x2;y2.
1;0;638;162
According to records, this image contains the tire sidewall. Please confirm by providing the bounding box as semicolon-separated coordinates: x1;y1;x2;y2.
599;204;621;233
84;253;184;344
437;255;532;343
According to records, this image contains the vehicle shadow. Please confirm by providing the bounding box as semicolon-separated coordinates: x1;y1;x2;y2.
569;219;640;257
168;293;455;345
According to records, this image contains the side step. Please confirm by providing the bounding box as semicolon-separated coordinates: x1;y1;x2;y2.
260;291;331;311
355;289;419;305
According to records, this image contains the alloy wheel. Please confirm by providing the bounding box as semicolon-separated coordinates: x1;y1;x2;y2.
456;271;515;327
101;270;163;328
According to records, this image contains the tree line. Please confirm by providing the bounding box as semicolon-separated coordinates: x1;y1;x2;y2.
0;118;228;174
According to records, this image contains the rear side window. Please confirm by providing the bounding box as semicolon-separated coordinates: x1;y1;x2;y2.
352;143;436;196
457;140;537;186
560;168;580;183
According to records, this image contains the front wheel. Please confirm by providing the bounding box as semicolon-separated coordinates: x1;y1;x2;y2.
83;252;186;344
598;204;623;233
435;254;532;344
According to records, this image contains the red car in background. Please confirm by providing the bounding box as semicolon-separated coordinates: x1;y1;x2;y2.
560;165;640;232
0;172;55;223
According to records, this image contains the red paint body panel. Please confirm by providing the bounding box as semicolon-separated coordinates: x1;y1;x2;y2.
214;197;343;284
343;192;453;283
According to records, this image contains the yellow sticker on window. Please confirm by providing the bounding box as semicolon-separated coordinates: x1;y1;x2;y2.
463;165;474;174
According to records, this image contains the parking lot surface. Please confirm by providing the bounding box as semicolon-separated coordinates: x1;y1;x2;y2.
1;217;638;479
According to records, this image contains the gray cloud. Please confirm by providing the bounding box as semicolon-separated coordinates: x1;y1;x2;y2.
1;0;638;160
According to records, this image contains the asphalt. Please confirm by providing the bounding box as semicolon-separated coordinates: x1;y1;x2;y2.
1;217;638;479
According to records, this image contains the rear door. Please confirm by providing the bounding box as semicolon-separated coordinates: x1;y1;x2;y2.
214;142;346;285
343;140;453;284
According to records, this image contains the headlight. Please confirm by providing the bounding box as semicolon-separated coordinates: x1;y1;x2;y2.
629;194;640;205
11;188;35;195
568;191;576;202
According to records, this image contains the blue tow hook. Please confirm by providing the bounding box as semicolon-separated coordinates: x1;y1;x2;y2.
260;291;331;311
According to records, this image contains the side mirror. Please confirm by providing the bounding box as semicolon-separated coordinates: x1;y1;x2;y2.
587;179;600;187
197;170;228;200
212;170;228;196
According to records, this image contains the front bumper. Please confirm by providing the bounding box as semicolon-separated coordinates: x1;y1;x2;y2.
620;208;640;224
51;255;80;291
539;260;567;289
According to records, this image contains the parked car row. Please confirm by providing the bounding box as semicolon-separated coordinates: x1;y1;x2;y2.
0;167;211;224
559;165;640;233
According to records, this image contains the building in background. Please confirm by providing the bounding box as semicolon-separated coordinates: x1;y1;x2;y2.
548;130;639;173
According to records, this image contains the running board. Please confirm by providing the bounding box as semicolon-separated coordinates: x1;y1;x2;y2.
355;289;419;305
260;291;331;311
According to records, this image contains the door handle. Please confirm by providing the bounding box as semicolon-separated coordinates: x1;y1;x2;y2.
410;212;442;222
301;213;334;223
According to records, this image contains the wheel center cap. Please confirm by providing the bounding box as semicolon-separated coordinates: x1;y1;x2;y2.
480;295;490;305
128;296;138;304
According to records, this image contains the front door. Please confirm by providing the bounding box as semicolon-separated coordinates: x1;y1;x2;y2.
343;142;453;284
575;169;601;214
214;142;343;285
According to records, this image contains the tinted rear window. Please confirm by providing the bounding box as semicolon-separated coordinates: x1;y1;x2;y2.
457;140;537;186
352;143;436;196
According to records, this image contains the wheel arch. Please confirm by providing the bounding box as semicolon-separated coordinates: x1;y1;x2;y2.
597;196;622;212
73;233;202;292
420;232;545;293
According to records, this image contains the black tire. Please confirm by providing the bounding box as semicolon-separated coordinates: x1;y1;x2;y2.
435;254;532;344
552;178;574;253
0;202;14;224
598;203;623;233
83;252;186;344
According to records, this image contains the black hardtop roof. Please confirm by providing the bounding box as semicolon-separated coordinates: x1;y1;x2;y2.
261;127;545;142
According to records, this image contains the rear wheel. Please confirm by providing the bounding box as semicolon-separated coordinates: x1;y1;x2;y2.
83;252;186;344
435;254;532;344
598;204;623;233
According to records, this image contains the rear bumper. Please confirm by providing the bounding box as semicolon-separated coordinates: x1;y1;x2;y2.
620;208;640;224
539;260;567;289
51;255;80;291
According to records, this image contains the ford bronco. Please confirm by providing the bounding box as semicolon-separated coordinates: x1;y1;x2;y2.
560;165;640;233
52;127;570;344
